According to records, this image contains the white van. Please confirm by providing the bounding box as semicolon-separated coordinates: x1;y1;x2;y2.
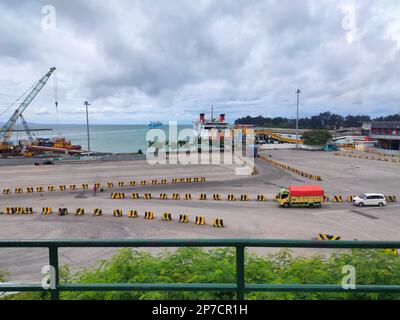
353;194;387;207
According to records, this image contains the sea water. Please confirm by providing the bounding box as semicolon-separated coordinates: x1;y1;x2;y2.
14;124;192;153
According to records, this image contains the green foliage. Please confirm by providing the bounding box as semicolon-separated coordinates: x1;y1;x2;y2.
302;130;331;146
234;111;397;129
0;268;8;282
5;248;400;300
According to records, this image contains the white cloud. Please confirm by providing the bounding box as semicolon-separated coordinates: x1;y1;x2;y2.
0;0;399;124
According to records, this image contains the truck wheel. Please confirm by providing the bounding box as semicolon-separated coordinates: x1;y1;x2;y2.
283;203;289;208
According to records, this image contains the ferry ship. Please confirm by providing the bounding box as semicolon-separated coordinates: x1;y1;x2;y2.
193;110;231;140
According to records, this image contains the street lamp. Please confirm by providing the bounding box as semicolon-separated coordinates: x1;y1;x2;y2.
295;89;301;151
84;101;91;153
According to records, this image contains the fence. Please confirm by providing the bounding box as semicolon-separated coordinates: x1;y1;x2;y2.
1;239;400;300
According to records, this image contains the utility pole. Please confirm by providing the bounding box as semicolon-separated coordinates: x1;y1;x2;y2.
295;89;301;151
84;101;91;153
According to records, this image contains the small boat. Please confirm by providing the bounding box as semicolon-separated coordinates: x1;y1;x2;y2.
148;121;163;129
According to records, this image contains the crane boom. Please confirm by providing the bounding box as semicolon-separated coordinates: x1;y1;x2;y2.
19;114;35;143
0;67;56;141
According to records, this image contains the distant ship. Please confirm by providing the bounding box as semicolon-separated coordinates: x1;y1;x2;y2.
148;121;163;129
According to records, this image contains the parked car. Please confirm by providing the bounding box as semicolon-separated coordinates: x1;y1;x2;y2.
34;160;54;166
353;193;387;207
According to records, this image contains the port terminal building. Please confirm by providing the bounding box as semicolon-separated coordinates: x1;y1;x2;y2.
363;121;400;150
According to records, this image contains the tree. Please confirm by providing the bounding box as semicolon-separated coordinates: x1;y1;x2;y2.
302;130;332;146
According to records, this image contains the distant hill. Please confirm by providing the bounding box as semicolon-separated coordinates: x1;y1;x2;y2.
235;112;400;130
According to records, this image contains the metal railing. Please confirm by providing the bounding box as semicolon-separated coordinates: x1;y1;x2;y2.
1;239;400;300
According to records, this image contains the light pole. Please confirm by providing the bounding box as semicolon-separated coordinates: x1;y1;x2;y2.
295;89;301;151
84;101;91;153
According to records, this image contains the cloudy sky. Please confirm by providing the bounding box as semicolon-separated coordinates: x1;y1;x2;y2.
0;0;399;124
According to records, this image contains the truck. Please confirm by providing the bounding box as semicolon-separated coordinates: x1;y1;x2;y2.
277;185;324;208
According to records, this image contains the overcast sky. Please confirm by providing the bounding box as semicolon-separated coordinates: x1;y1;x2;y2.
0;0;399;124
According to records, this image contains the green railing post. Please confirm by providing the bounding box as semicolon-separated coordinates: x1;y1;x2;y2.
236;245;245;300
49;245;59;300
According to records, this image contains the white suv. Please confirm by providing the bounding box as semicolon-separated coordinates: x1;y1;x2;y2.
353;194;387;207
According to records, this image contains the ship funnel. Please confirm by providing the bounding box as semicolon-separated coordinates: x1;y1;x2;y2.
200;113;205;123
219;114;225;122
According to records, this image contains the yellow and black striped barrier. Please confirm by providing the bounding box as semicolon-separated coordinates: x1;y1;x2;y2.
227;194;236;201
95;183;101;189
42;207;53;215
114;209;123;217
22;207;33;214
118;182;124;187
162;213;172;221
259;156;322;181
48;186;56;192
160;193;168;200
185;178;192;183
172;193;180;200
15;207;25;214
141;180;147;186
152;180;158;185
213;219;224;228
386;195;397;202
81;184;89;190
69;185;76;191
3;189;11;195
179;214;189;223
161;179;168;184
199;194;207;200
93;208;102;216
58;208;68;216
111;192;125;199
131;192;139;199
241;195;249;202
195;216;205;225
5;207;14;214
59;185;66;191
144;193;152;200
128;210;138;218
347;195;354;202
107;182;114;188
130;181;136;187
323;196;330;202
184;193;192;200
75;208;85;216
26;187;34;193
15;188;23;194
317;233;341;241
145;211;154;220
333;196;342;202
213;194;222;201
257;195;266;202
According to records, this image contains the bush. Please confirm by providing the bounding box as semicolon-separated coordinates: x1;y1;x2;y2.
302;130;331;146
4;248;400;300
